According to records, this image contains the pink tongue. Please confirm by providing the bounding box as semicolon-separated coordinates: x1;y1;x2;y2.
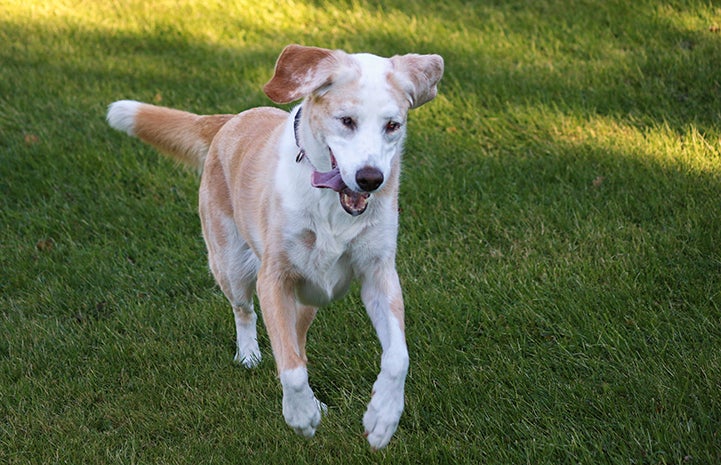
311;167;347;192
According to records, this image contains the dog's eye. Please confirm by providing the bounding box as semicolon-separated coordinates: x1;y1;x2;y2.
385;121;401;133
339;117;356;130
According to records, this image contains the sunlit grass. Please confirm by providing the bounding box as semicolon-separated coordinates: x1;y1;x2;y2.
2;0;721;463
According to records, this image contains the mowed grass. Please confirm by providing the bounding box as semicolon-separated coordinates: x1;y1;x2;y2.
2;0;721;463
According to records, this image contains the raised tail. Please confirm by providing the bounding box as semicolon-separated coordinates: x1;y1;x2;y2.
107;100;234;171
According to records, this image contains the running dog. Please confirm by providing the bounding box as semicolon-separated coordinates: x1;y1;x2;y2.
106;44;443;449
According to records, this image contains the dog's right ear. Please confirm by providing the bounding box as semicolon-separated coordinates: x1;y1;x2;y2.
264;44;338;104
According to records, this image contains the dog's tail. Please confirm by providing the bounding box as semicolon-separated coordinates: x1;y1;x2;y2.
107;100;234;171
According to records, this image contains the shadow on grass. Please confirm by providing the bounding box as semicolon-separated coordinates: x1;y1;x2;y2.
2;1;719;133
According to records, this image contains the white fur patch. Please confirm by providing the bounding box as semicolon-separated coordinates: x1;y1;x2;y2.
362;315;408;450
233;310;261;368
106;100;141;136
280;367;327;438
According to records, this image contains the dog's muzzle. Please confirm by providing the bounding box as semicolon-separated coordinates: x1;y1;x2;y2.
311;151;372;216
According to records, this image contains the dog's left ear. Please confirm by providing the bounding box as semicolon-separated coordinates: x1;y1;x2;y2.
264;44;340;104
390;54;444;109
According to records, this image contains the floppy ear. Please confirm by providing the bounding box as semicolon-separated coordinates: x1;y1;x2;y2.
390;54;444;109
263;44;339;104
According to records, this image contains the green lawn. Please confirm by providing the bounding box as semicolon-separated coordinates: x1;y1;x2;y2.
2;0;721;463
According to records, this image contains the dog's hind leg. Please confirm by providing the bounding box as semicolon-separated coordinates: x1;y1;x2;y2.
200;179;261;368
206;225;262;368
228;247;262;368
232;294;262;369
200;149;262;368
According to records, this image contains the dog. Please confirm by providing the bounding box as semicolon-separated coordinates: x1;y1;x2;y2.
106;44;443;449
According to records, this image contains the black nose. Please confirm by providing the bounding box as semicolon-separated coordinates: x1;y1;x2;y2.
355;166;384;192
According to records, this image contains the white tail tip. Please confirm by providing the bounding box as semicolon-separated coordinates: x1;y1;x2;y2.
107;100;142;136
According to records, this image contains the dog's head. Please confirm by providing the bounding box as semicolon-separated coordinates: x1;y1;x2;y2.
264;44;444;216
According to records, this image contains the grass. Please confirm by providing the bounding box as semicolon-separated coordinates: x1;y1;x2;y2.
2;0;721;463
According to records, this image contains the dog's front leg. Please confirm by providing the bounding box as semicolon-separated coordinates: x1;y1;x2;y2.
361;264;408;450
257;262;324;438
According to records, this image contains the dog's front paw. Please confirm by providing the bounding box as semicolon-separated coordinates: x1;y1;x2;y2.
363;380;404;450
280;367;325;438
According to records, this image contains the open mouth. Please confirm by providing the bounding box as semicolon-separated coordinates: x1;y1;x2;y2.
338;188;370;216
310;150;371;216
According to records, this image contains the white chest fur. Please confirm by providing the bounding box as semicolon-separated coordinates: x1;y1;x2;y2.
286;210;366;307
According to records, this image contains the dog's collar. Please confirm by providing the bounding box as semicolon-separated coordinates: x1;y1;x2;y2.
293;107;306;163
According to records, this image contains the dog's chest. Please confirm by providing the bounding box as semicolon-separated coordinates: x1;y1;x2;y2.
287;223;361;307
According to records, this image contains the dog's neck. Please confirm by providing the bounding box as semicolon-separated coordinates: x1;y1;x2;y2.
292;107;345;192
291;106;361;212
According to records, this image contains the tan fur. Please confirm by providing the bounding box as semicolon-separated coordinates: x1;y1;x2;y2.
263;44;358;104
133;105;233;169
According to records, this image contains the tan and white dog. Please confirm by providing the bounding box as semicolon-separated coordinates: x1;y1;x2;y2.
107;44;443;449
